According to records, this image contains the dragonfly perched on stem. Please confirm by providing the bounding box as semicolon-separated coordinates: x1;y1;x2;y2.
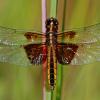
0;17;100;90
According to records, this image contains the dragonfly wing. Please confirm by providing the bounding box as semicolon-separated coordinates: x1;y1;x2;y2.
57;23;100;44
0;44;47;66
0;46;32;66
56;42;100;65
56;43;78;64
71;42;100;65
0;26;46;46
24;44;47;65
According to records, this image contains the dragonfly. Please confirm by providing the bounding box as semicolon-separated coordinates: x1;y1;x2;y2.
0;17;100;90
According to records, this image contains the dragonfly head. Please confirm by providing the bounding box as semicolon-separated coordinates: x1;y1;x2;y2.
45;17;59;33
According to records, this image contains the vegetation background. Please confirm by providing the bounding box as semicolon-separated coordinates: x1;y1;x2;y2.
0;0;100;100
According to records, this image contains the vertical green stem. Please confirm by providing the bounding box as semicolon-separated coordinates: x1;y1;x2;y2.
56;0;67;100
56;65;63;100
51;90;54;100
50;0;67;100
62;0;67;31
50;0;58;17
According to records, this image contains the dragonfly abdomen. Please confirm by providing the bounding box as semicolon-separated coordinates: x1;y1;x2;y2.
47;46;57;90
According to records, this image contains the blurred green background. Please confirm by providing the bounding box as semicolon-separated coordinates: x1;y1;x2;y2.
0;0;100;100
0;0;43;100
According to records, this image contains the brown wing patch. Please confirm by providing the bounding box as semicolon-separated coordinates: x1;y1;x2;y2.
24;44;47;64
24;32;46;41
56;43;78;64
57;31;76;39
66;31;76;39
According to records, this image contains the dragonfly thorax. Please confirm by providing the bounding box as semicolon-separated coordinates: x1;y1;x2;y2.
46;32;57;46
45;17;59;33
